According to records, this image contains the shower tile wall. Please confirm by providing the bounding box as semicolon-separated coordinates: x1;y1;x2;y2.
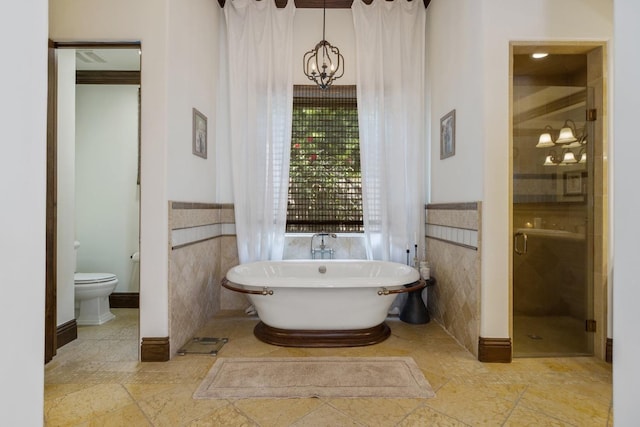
425;202;481;357
168;202;241;357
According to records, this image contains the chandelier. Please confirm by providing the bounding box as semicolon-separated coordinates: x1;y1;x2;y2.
536;119;588;166
302;0;344;90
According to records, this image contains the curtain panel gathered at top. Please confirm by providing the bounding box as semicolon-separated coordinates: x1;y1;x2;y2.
352;0;426;263
224;0;296;263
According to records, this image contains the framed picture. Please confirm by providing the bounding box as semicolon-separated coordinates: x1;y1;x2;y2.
440;109;456;159
563;171;584;196
192;108;207;159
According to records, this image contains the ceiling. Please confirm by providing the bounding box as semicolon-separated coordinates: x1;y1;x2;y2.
513;54;586;79
513;53;589;135
75;48;140;71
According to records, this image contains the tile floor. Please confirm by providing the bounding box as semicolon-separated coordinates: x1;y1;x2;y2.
513;315;591;358
45;309;613;426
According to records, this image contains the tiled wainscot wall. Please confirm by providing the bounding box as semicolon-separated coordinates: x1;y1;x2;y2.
168;202;245;357
425;202;481;357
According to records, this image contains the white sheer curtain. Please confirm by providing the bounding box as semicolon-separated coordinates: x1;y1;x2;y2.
224;0;296;263
352;0;426;263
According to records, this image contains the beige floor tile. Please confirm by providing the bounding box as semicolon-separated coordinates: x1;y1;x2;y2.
44;383;134;426
504;404;574;427
45;309;613;426
518;384;610;426
416;369;449;391
327;397;424;426
85;403;152;427
289;403;360;427
136;383;227;427
124;383;185;401
424;383;521;426
233;398;324;427
187;402;258;426
44;383;96;402
397;405;468;426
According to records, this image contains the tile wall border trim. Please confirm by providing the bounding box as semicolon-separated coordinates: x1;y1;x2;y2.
171;223;236;250
425;221;477;232
172;222;234;232
171;201;234;210
171;234;236;250
425;223;479;250
426;202;478;210
426;235;478;251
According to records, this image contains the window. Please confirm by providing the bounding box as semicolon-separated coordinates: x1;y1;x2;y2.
287;85;363;233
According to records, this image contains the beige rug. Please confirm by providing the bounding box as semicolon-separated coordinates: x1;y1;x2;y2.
193;357;435;399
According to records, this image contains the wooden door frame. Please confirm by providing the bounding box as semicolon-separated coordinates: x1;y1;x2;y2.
45;41;142;364
45;39;57;363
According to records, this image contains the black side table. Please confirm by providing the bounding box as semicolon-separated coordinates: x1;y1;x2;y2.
400;278;436;324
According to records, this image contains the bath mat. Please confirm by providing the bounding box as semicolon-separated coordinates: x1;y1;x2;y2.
193;356;435;399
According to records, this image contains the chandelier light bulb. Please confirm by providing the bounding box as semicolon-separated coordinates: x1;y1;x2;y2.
536;132;554;148
561;151;578;164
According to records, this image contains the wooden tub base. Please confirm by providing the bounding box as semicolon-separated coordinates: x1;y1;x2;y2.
253;321;391;347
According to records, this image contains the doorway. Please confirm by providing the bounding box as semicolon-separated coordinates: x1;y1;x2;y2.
45;43;141;363
511;43;607;358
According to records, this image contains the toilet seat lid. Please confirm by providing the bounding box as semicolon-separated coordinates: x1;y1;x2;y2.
75;273;117;284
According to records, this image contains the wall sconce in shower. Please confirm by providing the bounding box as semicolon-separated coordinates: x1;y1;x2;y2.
536;119;586;148
543;147;587;166
538;119;587;166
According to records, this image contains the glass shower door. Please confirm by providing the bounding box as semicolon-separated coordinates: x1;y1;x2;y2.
512;52;594;357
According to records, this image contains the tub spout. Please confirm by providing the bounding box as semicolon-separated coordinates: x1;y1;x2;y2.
311;232;337;259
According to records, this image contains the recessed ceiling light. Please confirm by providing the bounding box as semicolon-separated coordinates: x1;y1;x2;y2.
531;52;549;59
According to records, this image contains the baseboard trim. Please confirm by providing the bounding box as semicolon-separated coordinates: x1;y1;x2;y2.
141;337;170;362
109;292;139;308
478;337;512;363
56;319;77;349
606;338;613;363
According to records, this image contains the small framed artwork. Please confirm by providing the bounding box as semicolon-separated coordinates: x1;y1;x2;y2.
440;109;456;159
192;108;207;159
564;171;584;196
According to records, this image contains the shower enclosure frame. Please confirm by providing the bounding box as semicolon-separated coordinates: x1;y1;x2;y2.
509;42;609;360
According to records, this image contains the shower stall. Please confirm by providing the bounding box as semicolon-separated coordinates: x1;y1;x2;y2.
511;45;605;357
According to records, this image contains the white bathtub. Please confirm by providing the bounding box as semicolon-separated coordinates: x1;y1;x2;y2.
222;259;422;347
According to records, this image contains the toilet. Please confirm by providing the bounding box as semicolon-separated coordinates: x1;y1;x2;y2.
74;273;118;325
73;241;118;325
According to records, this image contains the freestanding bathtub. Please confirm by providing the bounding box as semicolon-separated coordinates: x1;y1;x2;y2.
222;259;422;347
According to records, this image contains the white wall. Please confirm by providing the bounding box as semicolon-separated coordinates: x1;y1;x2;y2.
75;85;140;292
51;0;225;340
167;0;220;202
426;0;484;203
0;0;47;423
427;0;613;338
479;0;612;338
57;49;77;324
613;0;640;422
293;9;356;86
50;0;170;339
